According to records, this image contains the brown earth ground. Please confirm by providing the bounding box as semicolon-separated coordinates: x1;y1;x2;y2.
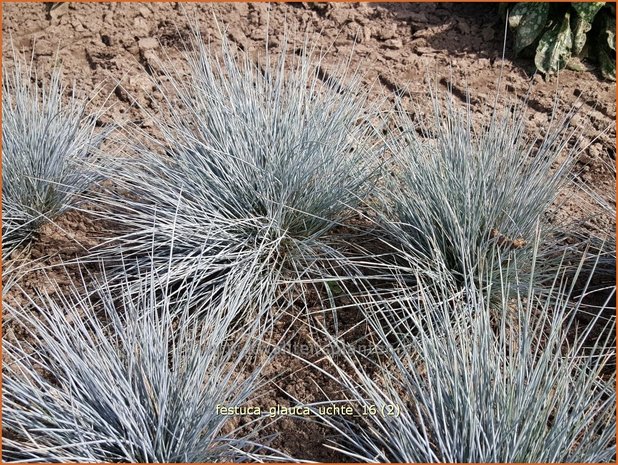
2;2;616;462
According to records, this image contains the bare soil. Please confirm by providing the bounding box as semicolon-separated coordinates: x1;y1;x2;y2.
2;2;616;462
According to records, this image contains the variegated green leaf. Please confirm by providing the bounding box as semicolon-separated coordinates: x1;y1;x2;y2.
535;12;573;74
572;16;592;56
509;3;535;29
571;3;606;56
566;57;588;71
514;3;550;55
606;14;616;51
571;2;605;24
598;47;616;80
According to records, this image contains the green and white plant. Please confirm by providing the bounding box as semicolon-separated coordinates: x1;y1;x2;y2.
506;2;616;79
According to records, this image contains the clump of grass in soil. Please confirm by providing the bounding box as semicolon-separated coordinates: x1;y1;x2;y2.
376;81;583;294
2;54;109;262
90;30;380;321
306;245;615;462
2;252;286;463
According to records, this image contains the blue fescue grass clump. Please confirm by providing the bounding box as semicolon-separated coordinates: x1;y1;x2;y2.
92;32;380;307
2;56;109;260
377;84;582;290
2;253;284;463
308;246;616;462
2;17;614;463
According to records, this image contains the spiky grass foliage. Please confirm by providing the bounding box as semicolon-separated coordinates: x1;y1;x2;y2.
308;249;615;462
2;56;108;259
2;254;283;462
565;158;616;337
92;31;378;312
2;247;30;298
378;84;581;290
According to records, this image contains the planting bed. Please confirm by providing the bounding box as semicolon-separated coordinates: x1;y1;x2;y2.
2;2;616;463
